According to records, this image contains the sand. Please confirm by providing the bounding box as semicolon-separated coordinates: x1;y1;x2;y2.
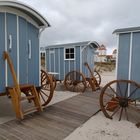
64;112;140;140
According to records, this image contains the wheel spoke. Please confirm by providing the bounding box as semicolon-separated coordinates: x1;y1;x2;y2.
124;83;128;97
124;107;129;121
128;87;139;99
40;92;46;103
119;107;123;121
105;92;114;98
110;106;121;118
40;90;49;97
117;82;123;97
109;85;119;96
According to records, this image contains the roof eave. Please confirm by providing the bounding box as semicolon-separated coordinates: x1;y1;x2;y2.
113;26;140;35
0;0;50;28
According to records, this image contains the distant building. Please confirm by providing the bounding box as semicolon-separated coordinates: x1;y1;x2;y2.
94;44;107;62
106;55;113;62
94;45;117;63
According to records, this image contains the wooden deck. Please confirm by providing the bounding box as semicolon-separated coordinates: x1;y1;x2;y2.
0;91;101;140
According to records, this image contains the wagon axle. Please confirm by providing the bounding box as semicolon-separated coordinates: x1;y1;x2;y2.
119;98;128;108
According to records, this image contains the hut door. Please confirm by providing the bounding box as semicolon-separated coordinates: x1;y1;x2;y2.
19;17;28;84
27;22;39;86
6;13;18;86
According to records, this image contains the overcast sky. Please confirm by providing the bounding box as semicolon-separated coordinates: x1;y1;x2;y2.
19;0;140;54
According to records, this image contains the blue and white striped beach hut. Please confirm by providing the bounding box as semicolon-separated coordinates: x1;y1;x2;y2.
0;1;50;94
45;41;99;81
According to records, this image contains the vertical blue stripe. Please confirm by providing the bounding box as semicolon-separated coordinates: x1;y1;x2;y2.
131;32;140;83
50;49;54;72
65;60;69;75
130;32;140;98
27;22;39;86
76;47;80;71
7;13;17;87
70;60;74;71
55;48;59;79
60;48;64;80
0;13;6;93
117;33;130;80
46;49;50;71
19;17;28;84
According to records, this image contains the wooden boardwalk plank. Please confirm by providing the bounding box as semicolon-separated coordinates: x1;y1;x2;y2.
0;92;100;140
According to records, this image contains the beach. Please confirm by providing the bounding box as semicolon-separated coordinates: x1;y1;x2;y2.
64;112;140;140
0;70;140;140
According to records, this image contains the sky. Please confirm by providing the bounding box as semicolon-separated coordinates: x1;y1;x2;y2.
18;0;140;54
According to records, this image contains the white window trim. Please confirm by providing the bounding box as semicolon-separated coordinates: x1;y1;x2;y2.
64;47;75;60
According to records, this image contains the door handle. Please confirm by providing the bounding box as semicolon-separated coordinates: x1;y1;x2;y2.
28;40;32;59
9;34;12;51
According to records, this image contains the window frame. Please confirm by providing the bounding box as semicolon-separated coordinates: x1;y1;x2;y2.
64;47;75;60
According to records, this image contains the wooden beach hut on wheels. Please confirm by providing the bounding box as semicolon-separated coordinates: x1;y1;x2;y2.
45;41;100;81
99;27;140;125
0;0;53;119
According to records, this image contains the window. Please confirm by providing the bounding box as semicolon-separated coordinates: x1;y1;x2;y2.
41;52;45;57
65;48;75;60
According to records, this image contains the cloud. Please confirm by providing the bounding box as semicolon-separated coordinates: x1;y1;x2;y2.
18;0;140;53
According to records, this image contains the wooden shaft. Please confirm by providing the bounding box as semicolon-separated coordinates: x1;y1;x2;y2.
84;62;94;77
3;51;21;96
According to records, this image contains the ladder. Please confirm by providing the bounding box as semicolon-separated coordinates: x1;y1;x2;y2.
3;51;43;119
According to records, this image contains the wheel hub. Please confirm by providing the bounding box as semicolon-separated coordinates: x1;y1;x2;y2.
73;81;78;85
119;98;128;107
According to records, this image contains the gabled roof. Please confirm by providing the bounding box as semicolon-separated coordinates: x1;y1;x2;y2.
46;41;100;49
0;0;50;27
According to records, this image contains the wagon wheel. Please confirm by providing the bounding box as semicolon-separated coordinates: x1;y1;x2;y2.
38;69;54;106
100;80;140;121
86;71;101;88
64;71;86;92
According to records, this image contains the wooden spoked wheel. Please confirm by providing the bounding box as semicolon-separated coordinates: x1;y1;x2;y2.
64;71;86;92
94;70;101;86
100;80;140;121
38;69;54;106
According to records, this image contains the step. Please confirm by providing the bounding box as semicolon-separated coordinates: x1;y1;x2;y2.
23;106;39;116
20;95;35;101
